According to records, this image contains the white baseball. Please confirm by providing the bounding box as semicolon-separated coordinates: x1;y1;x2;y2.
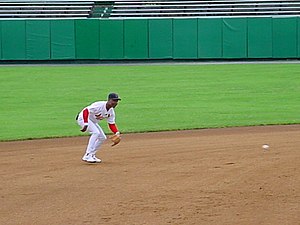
262;144;269;150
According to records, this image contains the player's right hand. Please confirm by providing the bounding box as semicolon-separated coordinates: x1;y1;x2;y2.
80;125;88;132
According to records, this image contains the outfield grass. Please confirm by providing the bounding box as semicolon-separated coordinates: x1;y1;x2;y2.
0;63;299;141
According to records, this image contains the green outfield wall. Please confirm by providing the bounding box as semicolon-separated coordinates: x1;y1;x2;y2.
0;17;299;60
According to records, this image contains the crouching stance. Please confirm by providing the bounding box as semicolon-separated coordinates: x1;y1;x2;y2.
76;93;121;163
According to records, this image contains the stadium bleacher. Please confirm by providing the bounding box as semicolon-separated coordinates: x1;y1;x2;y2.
110;0;300;18
0;0;113;18
0;0;300;19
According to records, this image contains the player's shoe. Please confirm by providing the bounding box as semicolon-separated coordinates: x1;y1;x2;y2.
82;153;96;163
82;153;89;161
92;155;102;163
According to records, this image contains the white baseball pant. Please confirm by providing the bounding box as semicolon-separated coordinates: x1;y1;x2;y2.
77;113;107;155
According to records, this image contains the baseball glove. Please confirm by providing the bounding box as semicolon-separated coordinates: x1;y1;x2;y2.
110;134;121;147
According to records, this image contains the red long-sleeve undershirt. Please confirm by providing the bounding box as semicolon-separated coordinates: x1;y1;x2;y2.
108;123;119;134
82;108;89;123
82;108;119;134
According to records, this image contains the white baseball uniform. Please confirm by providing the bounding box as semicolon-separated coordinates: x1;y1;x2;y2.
77;101;117;156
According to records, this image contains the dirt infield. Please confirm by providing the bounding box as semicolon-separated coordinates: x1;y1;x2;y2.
0;125;299;225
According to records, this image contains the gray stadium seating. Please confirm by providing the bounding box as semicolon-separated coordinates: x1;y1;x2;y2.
0;0;113;18
110;0;300;18
0;0;299;19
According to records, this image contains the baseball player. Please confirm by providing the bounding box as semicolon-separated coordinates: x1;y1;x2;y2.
76;93;121;163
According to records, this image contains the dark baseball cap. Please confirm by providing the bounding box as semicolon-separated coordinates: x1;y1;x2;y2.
108;93;121;101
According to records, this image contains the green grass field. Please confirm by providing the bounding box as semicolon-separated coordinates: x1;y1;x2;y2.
0;63;299;141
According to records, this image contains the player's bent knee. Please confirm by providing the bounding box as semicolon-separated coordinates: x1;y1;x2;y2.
98;136;106;142
93;132;106;141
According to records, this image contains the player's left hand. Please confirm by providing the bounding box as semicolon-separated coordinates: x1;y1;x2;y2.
110;134;121;147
